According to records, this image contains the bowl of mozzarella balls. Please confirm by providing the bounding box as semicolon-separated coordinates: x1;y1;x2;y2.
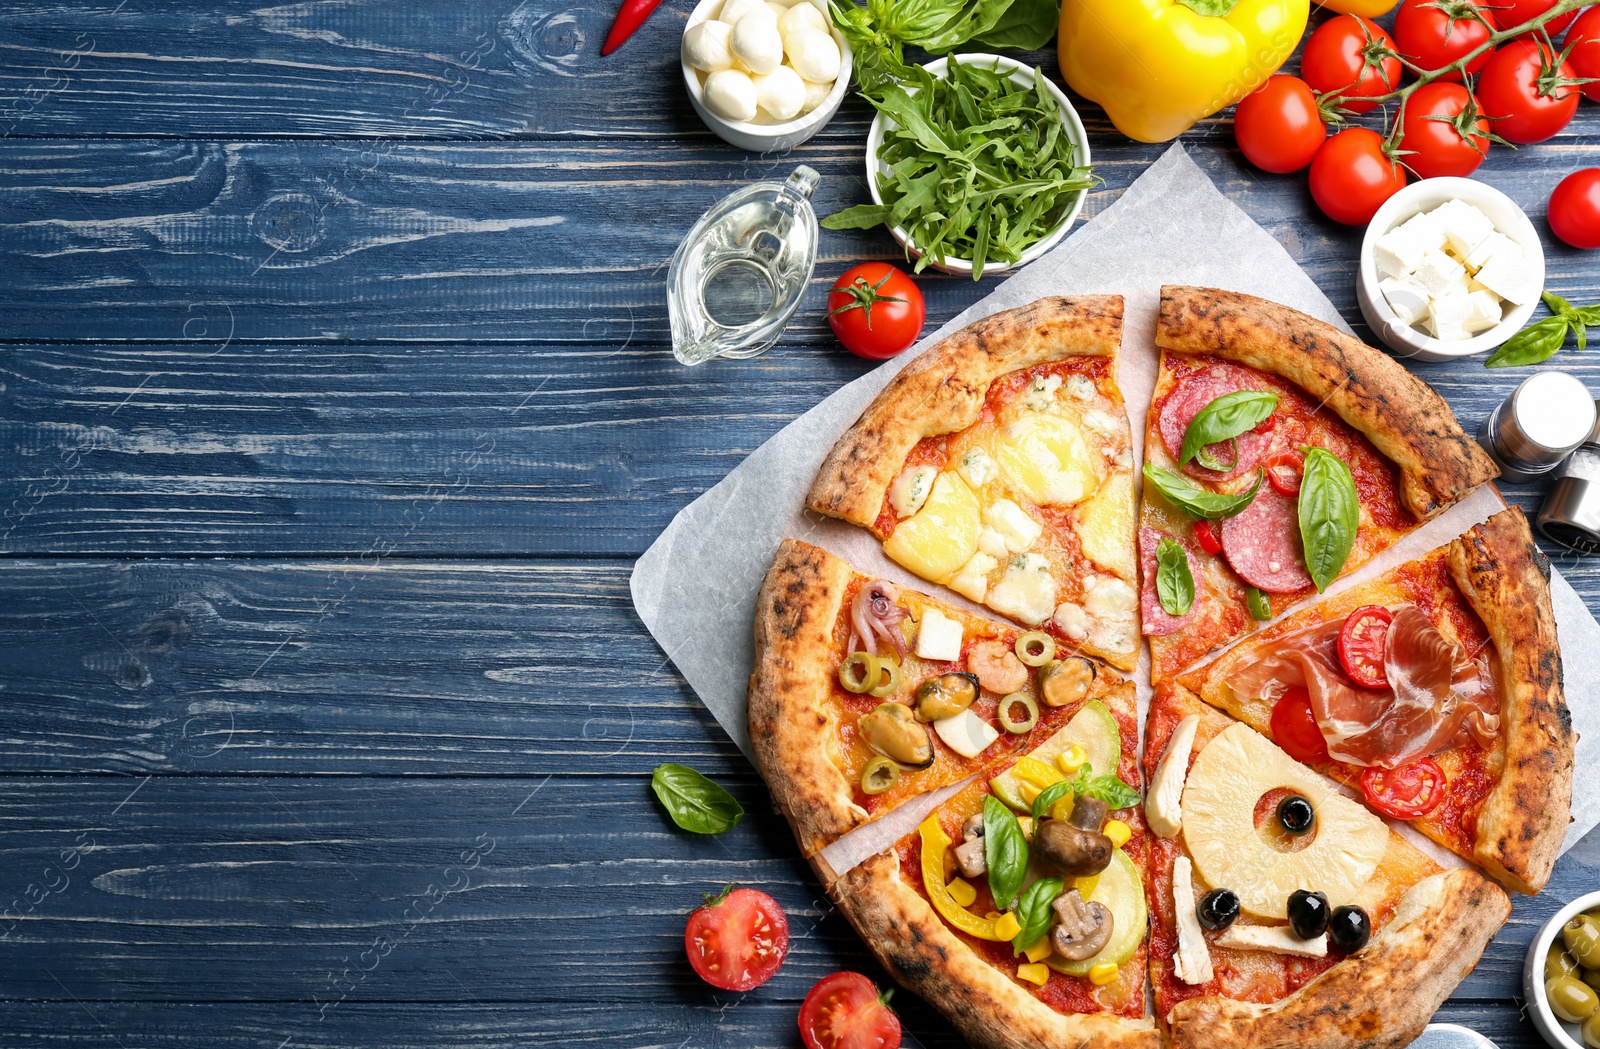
681;0;851;152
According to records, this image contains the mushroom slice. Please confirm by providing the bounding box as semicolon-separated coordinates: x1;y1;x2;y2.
1051;889;1114;961
1033;815;1112;877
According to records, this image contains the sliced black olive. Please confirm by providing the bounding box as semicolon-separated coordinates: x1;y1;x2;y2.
1287;889;1330;940
1328;905;1371;952
1276;794;1315;836
1197;888;1239;932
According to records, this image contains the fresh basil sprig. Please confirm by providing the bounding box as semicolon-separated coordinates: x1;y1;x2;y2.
651;764;744;834
1082;773;1141;810
1010;876;1064;955
1245;585;1272;621
1143;463;1263;520
1485;292;1600;369
1030;777;1078;823
1155;538;1195;617
983;794;1029;910
1298;447;1359;592
1179;391;1279;469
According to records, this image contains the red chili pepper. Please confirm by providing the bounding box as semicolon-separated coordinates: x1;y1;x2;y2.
601;0;667;55
1193;519;1223;556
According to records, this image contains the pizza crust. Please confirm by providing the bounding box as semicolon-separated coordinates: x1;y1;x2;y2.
1156;286;1497;521
808;295;1125;527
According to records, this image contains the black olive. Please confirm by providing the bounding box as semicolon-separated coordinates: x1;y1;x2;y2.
1197;888;1240;932
1287;889;1330;940
1328;905;1371;952
1276;794;1315;835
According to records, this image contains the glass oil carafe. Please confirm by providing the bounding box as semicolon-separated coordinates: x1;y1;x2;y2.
668;165;819;366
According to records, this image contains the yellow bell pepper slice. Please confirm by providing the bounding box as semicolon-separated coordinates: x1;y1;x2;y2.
1013;757;1061;789
1058;0;1310;143
1074;873;1100;899
1016;962;1051;986
1024;938;1054;964
919;815;1002;941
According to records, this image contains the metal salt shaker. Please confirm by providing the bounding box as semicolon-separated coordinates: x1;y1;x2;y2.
1540;409;1600;553
1478;371;1597;484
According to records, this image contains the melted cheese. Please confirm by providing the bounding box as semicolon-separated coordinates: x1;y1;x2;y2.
957;447;997;489
981;498;1042;553
888;465;937;518
1074;469;1135;580
883;471;980;583
948;551;998;603
986;553;1056;626
990;414;1101;508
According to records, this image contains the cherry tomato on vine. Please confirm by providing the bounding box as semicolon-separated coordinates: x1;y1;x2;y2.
1310;128;1408;226
1398;82;1494;178
1301;14;1403;114
1193;520;1223;556
1393;0;1498;83
1477;39;1585;144
1495;0;1580;38
1361;759;1447;820
1549;169;1600;251
826;263;925;360
1566;6;1600;104
1337;605;1395;689
799;972;902;1049
684;887;790;992
1233;75;1327;174
1271;687;1331;765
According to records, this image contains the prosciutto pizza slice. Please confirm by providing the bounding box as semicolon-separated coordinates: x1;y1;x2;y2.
1140;287;1497;683
1179;507;1572;895
808;296;1142;671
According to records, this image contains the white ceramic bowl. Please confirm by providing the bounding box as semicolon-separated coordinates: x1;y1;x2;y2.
1358;176;1546;364
865;54;1090;277
681;0;852;153
1523;889;1600;1049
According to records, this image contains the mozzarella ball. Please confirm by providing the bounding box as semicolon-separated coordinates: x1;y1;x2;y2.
702;68;758;121
800;75;832;113
785;28;839;84
683;20;735;73
729;13;784;74
765;2;789;21
716;0;768;26
778;3;827;49
753;65;806;120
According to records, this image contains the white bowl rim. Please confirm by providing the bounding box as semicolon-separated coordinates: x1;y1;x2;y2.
1523;888;1600;1049
680;0;853;139
1359;176;1546;361
864;52;1091;276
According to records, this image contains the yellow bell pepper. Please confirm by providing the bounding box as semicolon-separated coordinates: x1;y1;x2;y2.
919;816;1003;941
1058;0;1310;143
1316;0;1397;14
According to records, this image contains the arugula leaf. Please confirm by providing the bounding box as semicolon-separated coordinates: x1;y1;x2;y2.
1010;876;1064;954
1083;774;1142;810
1179;391;1279;467
1298;447;1360;592
983;794;1029;910
651;764;744;834
1143;464;1263;520
1155;538;1195;617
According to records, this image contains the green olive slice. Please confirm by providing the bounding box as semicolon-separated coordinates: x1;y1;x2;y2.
999;692;1039;734
1015;631;1056;667
839;651;879;694
868;656;902;698
860;756;900;795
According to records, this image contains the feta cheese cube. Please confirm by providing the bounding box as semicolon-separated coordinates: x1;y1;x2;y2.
914;607;964;662
1438;199;1496;260
1428;291;1474;342
1374;213;1442;278
1413;249;1467;299
1474;249;1539;306
1379;277;1430;326
1465;230;1517;273
1463;290;1504;333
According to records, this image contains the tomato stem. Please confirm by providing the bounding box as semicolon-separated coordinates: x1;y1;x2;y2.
827;272;906;329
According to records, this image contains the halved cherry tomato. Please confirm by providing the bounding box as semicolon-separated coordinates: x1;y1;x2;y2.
1337;605;1395;689
827;263;925;360
1301;14;1403;114
685;886;789;991
1271;687;1331;764
1193;520;1223;556
1361;759;1447;819
1264;451;1304;496
799;972;902;1049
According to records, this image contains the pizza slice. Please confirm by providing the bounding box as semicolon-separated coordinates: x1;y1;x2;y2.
1178;507;1572;895
1142;683;1511;1049
830;681;1159;1049
750;539;1127;858
1140;286;1497;683
808;296;1142;671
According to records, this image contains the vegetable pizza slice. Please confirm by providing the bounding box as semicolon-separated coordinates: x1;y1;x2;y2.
808;296;1142;671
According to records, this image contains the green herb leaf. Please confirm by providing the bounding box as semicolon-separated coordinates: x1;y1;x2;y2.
972;0;1059;50
1083;774;1142;810
1298;447;1360;593
1155;538;1195;617
821;203;895;231
984;794;1029;911
1179;391;1279;467
1143;464;1263;520
1175;0;1241;14
1543;290;1576;318
651;764;744;834
1031;778;1077;823
1485;314;1573;369
1010;876;1064;955
1246;585;1272;621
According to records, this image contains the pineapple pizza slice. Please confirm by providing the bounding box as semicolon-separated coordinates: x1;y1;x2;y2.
1179;507;1572;895
1140;287;1497;683
808;296;1142;671
1142;684;1511;1049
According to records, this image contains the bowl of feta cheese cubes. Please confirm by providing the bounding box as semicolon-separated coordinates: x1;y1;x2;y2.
681;0;851;152
1358;177;1545;363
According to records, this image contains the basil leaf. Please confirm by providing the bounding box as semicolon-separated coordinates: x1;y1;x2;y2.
1155;538;1195;617
1543;290;1575;318
1010;876;1064;955
1179;391;1279;467
1485;315;1572;369
1298;447;1360;593
983;794;1028;911
651;764;744;835
1246;585;1272;621
1030;778;1076;823
1143;464;1263;520
972;0;1058;50
1083;774;1141;810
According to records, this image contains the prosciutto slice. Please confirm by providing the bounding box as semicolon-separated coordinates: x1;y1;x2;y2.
1229;605;1497;768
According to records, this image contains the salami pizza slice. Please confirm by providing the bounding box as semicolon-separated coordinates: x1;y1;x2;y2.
808;296;1141;671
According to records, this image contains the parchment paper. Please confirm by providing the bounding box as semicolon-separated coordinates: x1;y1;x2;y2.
632;144;1600;878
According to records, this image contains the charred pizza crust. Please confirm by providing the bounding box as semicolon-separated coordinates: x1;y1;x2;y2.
808;295;1124;527
1157;286;1497;520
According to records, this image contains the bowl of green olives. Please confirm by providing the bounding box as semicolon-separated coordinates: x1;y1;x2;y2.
1526;892;1600;1049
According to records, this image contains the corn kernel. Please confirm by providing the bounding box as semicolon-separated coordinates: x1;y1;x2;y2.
1089;962;1119;986
1016;962;1050;986
1018;816;1034;841
946;877;977;907
1056;745;1087;776
1024;938;1054;963
1104;819;1132;848
1049;795;1075;822
1014;757;1061;789
1074;873;1100;899
994;912;1022;940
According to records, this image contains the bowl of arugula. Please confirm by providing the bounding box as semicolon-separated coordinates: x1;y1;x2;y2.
827;53;1093;280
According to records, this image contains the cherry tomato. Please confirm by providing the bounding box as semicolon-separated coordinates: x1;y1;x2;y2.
1398;82;1493;179
1193;520;1223;556
1393;0;1497;83
1271;687;1331;765
1302;15;1403;114
1234;75;1327;174
1361;759;1447;819
1550;169;1600;251
1477;39;1584;144
1264;451;1304;496
684;886;789;992
827;263;926;361
1309;128;1408;226
1495;0;1579;37
799;972;902;1049
1337;604;1395;689
1566;6;1600;104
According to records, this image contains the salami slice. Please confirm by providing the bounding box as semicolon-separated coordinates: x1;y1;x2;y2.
1156;367;1274;482
1139;527;1198;637
1219;487;1313;594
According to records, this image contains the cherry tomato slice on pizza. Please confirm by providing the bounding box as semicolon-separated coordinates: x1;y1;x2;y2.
799;972;903;1049
685;886;790;991
1337;605;1395;690
1271;687;1331;765
1361;759;1447;819
1193;520;1223;556
1264;451;1304;496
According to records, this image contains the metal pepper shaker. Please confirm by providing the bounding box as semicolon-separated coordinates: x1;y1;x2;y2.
1478;371;1597;484
1539;410;1600;553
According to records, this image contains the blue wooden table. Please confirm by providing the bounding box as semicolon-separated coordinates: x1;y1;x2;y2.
1;3;1598;1045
